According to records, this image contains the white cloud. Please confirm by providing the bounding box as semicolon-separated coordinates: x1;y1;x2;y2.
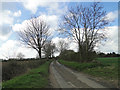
12;24;21;32
22;0;67;15
0;31;12;41
0;40;19;59
22;0;50;14
16;45;37;59
98;26;118;53
106;11;118;22
0;24;13;40
0;10;22;41
0;40;38;59
0;10;14;25
52;37;78;53
0;10;22;25
38;15;59;33
12;15;59;35
0;10;13;41
12;20;28;32
13;10;21;17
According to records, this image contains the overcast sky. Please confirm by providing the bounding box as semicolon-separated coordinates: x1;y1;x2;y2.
0;0;119;59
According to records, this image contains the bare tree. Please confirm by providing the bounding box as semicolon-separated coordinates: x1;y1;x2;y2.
19;17;51;59
60;2;110;62
43;41;56;59
50;42;56;58
57;40;68;54
17;52;25;59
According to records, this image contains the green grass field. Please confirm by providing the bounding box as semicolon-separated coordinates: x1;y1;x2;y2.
2;60;51;88
96;57;119;64
83;57;119;79
58;57;119;86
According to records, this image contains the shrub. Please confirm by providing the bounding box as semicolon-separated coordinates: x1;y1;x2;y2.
2;61;26;81
59;50;97;62
2;59;47;81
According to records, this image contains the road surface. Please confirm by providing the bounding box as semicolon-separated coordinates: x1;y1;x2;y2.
49;61;111;89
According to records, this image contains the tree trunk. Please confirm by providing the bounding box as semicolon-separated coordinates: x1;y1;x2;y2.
38;48;41;59
78;42;82;62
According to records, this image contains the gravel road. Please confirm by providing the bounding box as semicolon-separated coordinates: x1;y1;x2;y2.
49;60;113;89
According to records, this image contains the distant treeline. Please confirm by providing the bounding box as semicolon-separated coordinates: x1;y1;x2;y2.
1;58;48;62
1;51;119;62
55;50;120;62
98;52;120;57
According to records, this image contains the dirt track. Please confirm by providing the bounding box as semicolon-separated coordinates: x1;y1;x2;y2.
49;61;114;89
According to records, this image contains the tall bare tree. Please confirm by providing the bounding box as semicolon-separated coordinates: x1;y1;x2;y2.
60;2;110;62
19;17;51;59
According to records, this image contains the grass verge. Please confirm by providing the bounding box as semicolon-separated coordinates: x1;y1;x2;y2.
58;57;119;86
2;60;52;88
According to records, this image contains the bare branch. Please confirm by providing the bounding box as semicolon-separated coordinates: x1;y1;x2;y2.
18;16;51;59
59;2;110;62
